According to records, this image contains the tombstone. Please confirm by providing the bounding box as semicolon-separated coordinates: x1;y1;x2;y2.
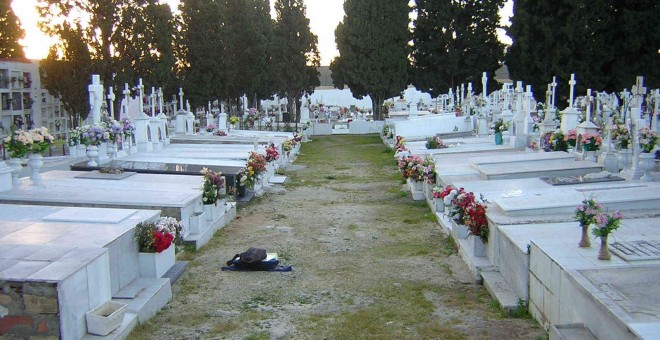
300;97;310;123
630;77;647;180
523;85;536;134
107;86;115;120
88;75;104;125
598;103;620;172
175;88;187;134
652;89;660;133
510;81;527;148
134;79;153;152
409;102;418;118
157;88;170;145
185;100;195;135
575;89;600;155
561;73;581;134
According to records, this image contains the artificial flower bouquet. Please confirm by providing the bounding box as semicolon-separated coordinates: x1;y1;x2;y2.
206;123;216;132
80;125;110;146
581;133;602;151
229;116;240;125
242;152;267;187
3;127;55;158
425;134;449;149
610;123;630;149
134;217;184;253
432;185;444;199
121;118;135;138
397;155;425;182
200;167;225;204
564;129;578;147
575;197;602;226
67;127;83;147
282;140;293;152
265;144;280;162
107;120;123;143
638;127;658;153
214;130;227;136
293;133;302;143
492;118;509;133
592;211;623;237
422;157;436;184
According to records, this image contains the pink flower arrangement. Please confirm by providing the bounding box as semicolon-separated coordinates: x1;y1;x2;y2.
592;211;623;237
575;197;602;226
564;129;578;147
581;133;602;151
638;127;658;153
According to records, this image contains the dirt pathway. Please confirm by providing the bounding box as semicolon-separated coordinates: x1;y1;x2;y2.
131;135;545;339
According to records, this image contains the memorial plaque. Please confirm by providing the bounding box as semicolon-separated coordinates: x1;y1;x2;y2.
540;174;625;186
610;240;660;261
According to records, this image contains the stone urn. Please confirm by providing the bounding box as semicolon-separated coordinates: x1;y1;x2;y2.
638;152;655;181
86;145;99;166
27;154;43;185
6;158;23;185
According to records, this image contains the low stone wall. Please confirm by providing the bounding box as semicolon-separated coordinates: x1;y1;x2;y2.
0;281;60;338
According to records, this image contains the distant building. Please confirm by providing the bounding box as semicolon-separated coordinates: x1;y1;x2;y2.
0;59;68;137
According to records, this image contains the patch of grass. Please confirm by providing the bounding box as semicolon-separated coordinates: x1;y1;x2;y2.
375;241;436;257
324;175;336;180
211;321;239;333
244;332;271;340
509;299;532;319
272;213;287;221
347;223;359;231
298;281;467;339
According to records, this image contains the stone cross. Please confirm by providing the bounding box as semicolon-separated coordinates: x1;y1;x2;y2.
88;74;104;125
448;88;454;107
150;87;156;117
585;89;593;122
137;78;144;115
158;88;163;115
482;72;487;100
515;81;524;117
186;100;191;113
568;73;576;108
122;83;130;118
460;84;465;104
550;76;557;109
172;95;178;114
525;85;533;114
107;86;115;119
545;84;552;108
653;89;660;132
208;101;211;115
631;76;647;110
178;88;185;112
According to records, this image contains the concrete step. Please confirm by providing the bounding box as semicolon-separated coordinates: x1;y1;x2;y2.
480;271;522;315
550;323;597;340
112;277;172;323
81;312;138;340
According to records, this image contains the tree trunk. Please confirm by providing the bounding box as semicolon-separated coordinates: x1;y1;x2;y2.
371;94;382;121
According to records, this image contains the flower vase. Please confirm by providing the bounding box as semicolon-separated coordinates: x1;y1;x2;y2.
638;152;655;181
502;131;511;145
597;236;611;260
7;158;23;185
138;244;175;278
203;203;217;222
27;154;43;185
432;198;444;213
618;149;632;170
237;183;246;197
69;144;78;157
468;234;487;257
86;145;99;166
107;143;117;160
578;223;591;248
584;150;597;162
494;132;503;145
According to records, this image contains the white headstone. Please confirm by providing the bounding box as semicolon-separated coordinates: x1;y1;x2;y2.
150;87;156;117
409;102;418;118
482;72;488;100
107;86;115;119
121;83;131;119
88;75;104;125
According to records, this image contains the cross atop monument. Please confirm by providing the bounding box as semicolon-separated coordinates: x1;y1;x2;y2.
482;72;487;100
631;76;647;109
178;88;185;112
88;75;104;125
107;86;115;119
568;73;576;108
550;76;557;108
137;78;144;115
158;88;164;115
585;89;593;122
150;87;156;117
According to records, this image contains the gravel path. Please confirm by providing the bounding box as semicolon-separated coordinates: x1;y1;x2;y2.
131;135;545;339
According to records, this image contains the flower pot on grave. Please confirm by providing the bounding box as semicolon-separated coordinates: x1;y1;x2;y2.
502;131;511;145
138;244;175;278
597;236;611;261
86;145;99;166
494;132;503;145
69;144;78;157
468;234;487;257
237;183;247;197
638;152;655;181
451;219;470;240
85;301;128;336
617;148;632;171
27;154;43;185
7;158;23;185
432;198;444;213
203;202;219;222
584;150;597;162
107;143;118;160
578;223;591;248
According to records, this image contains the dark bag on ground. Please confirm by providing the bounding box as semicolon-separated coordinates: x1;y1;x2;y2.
224;247;287;271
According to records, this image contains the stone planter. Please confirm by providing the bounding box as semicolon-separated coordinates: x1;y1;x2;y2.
138;243;175;278
27;154;43;185
468;234;487;257
87;145;99;166
7;158;23;185
85;301;128;336
203;202;224;222
451;219;469;240
639;152;655;181
432;198;444;213
583;150;597;162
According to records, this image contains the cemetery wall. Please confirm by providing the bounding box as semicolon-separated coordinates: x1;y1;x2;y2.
393;116;473;139
0;281;60;338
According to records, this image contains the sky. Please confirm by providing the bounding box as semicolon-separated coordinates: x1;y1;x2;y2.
12;0;513;66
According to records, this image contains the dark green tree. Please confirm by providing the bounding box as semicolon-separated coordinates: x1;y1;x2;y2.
220;0;274;113
39;23;93;127
0;0;25;58
410;0;505;97
272;0;320;122
330;0;409;120
506;0;658;106
177;0;225;108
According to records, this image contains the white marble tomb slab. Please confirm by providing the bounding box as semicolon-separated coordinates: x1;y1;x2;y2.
43;207;138;224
